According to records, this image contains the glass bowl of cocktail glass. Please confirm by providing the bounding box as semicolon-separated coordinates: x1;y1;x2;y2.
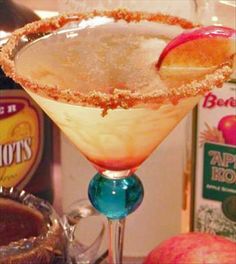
0;9;235;264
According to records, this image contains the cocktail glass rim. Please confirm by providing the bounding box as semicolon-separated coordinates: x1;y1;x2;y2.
0;9;233;114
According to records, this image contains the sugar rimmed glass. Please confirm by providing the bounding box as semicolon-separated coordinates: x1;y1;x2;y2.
0;9;233;264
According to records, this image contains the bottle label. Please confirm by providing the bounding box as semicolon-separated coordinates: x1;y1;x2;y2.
193;82;236;240
0;90;43;189
203;142;235;201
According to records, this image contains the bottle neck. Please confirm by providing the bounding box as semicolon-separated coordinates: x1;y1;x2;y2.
0;0;13;6
0;0;39;32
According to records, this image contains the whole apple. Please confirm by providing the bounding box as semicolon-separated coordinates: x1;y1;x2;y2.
144;232;236;264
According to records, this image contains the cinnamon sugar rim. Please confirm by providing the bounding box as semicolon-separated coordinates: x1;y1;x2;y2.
0;9;234;111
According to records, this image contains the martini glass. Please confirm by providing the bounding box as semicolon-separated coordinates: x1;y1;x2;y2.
0;10;233;264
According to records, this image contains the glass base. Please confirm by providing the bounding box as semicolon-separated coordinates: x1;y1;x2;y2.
88;173;144;264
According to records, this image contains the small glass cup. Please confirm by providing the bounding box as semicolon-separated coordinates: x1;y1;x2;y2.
0;186;67;264
0;187;106;264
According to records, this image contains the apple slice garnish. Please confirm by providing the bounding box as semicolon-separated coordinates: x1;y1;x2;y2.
156;26;236;87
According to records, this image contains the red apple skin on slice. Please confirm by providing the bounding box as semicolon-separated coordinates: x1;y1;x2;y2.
143;232;236;264
156;26;236;87
157;26;236;69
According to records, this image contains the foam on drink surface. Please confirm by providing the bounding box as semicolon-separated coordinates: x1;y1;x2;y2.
15;17;181;96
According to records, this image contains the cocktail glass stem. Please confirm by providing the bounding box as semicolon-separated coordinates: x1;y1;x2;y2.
88;173;144;264
108;219;125;264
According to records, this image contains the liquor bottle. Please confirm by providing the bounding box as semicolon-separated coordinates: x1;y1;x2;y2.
191;79;236;240
0;0;54;203
182;0;236;240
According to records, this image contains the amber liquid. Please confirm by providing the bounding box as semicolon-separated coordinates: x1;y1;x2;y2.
0;198;45;246
0;0;54;203
0;198;67;264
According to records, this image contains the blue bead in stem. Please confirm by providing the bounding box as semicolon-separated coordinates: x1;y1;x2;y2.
88;173;144;219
